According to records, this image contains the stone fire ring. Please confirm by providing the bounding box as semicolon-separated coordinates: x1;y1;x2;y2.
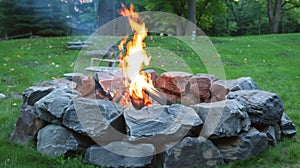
10;71;296;168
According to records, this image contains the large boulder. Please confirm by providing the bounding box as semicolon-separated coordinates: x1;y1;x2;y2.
124;104;202;145
84;143;155;167
37;124;78;157
72;97;126;142
213;129;269;162
280;113;296;137
227;90;284;127
9;105;45;144
34;87;81;124
162;136;224;168
191;100;251;139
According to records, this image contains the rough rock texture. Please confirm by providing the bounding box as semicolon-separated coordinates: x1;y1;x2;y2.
84;143;155;167
262;124;281;146
35;87;81;124
77;76;96;98
210;83;230;102
9;86;54;144
156;71;192;95
22;86;54;106
62;104;85;134
163;136;224;168
280;113;296;137
227;90;284;127
189;74;213;102
94;71;126;91
213;130;269;162
214;77;258;92
9;105;45;144
191;100;251;139
37;124;78;157
124;104;202;143
72;97;126;142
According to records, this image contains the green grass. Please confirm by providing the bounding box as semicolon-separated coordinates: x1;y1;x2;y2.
0;33;299;167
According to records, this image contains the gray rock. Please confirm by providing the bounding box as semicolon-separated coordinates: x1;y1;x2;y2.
191;100;251;139
62;104;85;134
280;113;296;137
84;143;155;167
124;104;202;144
9;105;45;144
262;124;281;146
37;124;78;157
227;90;284;127
163;136;224;168
35;87;81;124
22;86;54;106
73;97;125;142
213;130;269;162
214;77;259;92
0;93;6;99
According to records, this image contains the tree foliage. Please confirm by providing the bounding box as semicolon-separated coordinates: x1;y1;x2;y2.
0;0;299;37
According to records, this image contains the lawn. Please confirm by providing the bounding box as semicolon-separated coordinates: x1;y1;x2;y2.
0;33;299;167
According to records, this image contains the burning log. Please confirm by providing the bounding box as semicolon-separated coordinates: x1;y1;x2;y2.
143;86;172;106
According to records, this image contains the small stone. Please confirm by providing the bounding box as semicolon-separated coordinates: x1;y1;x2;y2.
261;124;281;146
280;113;296;137
0;93;6;99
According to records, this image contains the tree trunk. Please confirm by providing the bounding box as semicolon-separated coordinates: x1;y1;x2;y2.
188;0;196;24
267;0;282;34
97;0;116;28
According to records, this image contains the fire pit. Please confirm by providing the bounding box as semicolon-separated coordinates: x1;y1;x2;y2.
10;4;297;168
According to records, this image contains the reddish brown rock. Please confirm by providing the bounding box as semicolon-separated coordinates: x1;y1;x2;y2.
189;74;212;102
210;83;229;102
95;71;126;92
156;71;192;95
80;76;96;98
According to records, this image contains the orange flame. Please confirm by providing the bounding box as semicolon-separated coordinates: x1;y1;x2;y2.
118;4;153;108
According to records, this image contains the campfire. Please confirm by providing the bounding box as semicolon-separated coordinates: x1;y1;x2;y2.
85;4;171;110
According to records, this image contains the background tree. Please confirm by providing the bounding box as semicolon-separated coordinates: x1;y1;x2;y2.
0;0;70;36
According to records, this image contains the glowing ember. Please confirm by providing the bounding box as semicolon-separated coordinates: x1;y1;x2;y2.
118;4;153;108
